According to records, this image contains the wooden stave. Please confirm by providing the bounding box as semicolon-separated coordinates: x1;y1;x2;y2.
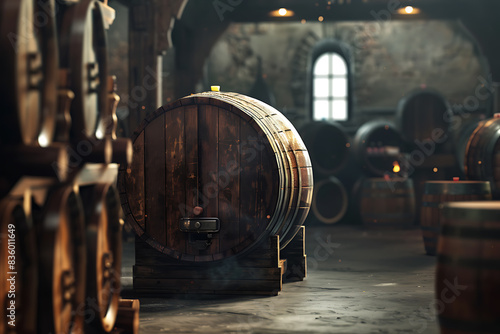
353;121;404;177
80;183;122;332
0;0;58;146
312;176;348;224
436;202;500;333
465;118;500;197
218;92;313;248
114;299;140;334
396;88;452;145
178;94;285;260
420;181;492;256
119;92;312;261
300;121;350;176
59;0;110;142
0;196;38;334
37;186;86;334
120;95;284;262
360;177;416;227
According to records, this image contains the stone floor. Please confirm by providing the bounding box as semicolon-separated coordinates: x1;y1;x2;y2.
120;225;440;334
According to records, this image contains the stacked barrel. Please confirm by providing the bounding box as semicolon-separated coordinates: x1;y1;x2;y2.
0;0;137;333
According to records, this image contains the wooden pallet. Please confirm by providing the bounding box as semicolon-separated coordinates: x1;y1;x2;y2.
133;227;306;295
282;226;307;282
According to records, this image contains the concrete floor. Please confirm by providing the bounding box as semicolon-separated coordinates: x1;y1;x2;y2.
120;226;440;334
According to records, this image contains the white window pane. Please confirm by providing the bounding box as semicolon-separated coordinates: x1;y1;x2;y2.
314;54;330;76
313;100;329;120
332;100;348;121
331;78;347;98
331;53;347;75
314;78;329;98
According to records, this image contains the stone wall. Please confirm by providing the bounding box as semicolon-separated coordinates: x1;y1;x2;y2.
202;20;486;126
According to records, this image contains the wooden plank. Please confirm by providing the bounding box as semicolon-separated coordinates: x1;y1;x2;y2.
184;105;199;255
134;265;282;280
218;108;240;253
198;105;219;255
133;278;282;293
126;131;145;229
144;114;166;244
239;118;261;245
165;108;186;254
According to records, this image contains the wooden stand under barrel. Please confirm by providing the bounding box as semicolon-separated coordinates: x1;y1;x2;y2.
133;226;306;296
119;91;313;296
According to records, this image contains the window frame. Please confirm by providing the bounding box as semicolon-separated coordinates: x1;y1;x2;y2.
309;40;353;122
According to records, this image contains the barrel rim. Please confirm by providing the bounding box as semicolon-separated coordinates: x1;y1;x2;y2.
424;180;491;195
312;176;347;224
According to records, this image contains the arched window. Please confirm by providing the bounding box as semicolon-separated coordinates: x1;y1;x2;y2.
310;41;352;122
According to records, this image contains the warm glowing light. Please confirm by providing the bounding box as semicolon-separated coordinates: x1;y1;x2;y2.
301;19;306;24
393;162;401;173
397;6;421;15
433;167;438;173
38;133;49;147
346;143;351;148
211;85;220;92
269;8;295;17
318;16;324;22
453;177;460;182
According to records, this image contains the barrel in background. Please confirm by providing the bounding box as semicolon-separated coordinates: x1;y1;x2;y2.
119;91;313;262
353;121;407;177
436;202;500;334
464;117;500;198
421;181;491;256
300;121;351;177
360;177;416;227
396;88;452;153
311;176;348;224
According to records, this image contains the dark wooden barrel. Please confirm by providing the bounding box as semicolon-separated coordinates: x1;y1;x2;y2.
300;121;350;176
80;183;122;332
360;177;416;227
437;202;500;333
421;181;491;256
396;88;452;149
59;0;110;144
353;121;407;177
37;186;86;334
311;176;348;224
0;0;58;146
119;91;313;261
464;117;500;198
0;196;38;334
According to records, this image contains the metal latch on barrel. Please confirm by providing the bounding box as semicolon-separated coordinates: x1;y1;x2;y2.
179;218;220;233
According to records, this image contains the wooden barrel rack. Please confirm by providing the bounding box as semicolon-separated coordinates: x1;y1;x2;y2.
0;0;135;332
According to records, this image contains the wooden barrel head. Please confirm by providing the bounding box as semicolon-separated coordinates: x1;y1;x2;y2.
0;0;58;146
353;121;405;177
119;92;313;262
37;186;86;334
397;88;451;144
312;176;348;224
59;0;109;140
300;121;350;176
80;183;122;332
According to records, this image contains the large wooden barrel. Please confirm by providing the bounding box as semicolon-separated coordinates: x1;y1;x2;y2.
0;0;58;146
37;186;87;334
119;92;313;261
80;183;122;332
437;202;500;333
311;176;348;224
300;121;350;176
464;117;500;198
353;121;407;177
0;196;38;334
421;181;491;256
396;88;452;151
360;177;416;227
